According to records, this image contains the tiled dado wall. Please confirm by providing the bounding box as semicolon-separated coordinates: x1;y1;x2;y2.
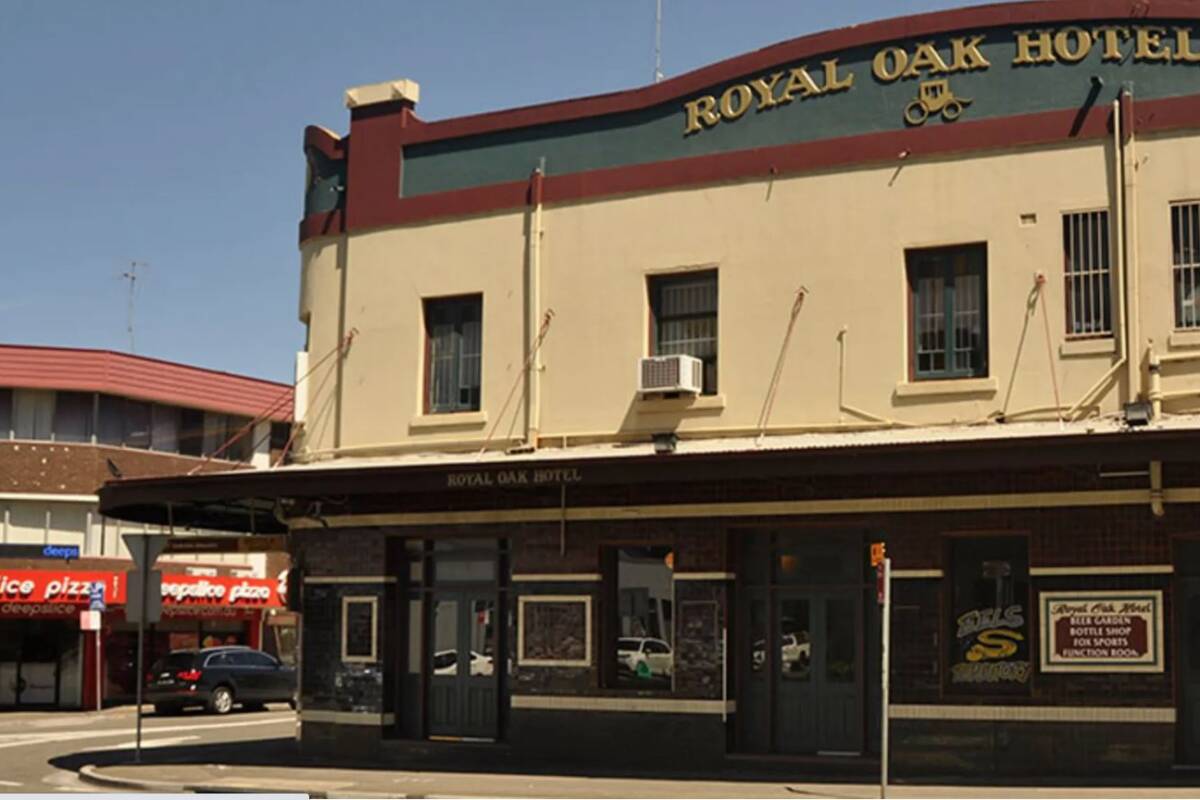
294;529;389;715
510;519;730;699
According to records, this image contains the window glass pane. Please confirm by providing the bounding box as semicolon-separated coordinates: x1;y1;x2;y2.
96;395;123;446
13;390;54;440
1173;203;1200;330
825;596;856;683
614;545;673;688
432;599;459;675
651;272;718;393
909;245;987;379
780;597;811;681
0;389;10;438
123;400;151;449
202;412;227;456
225;415;252;461
425;296;483;413
748;595;766;675
151;405;180;452
1063;211;1112;336
343;600;375;659
948;537;1031;693
470;599;495;675
53;392;93;443
178;408;205;456
434;559;495;582
407;598;423;675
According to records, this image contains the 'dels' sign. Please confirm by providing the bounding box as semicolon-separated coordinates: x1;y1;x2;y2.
1040;590;1163;673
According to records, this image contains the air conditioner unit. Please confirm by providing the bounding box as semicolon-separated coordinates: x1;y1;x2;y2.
638;355;703;395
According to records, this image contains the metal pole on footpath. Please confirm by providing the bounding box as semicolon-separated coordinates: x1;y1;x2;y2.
134;543;146;764
880;556;891;800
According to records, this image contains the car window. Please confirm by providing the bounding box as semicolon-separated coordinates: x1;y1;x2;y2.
224;651;256;667
433;652;457;670
646;641;670;654
243;652;277;668
617;638;640;651
203;652;230;668
156;652;198;672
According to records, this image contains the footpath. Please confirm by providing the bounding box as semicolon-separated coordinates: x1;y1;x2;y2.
77;760;1200;799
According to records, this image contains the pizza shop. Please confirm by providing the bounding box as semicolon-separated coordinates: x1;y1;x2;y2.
0;568;286;709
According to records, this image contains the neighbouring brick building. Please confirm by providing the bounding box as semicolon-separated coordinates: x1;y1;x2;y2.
0;344;294;709
101;0;1200;781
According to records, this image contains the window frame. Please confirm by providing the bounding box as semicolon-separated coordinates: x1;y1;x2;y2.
1061;208;1113;339
422;293;484;415
1171;200;1200;331
600;542;676;691
341;595;379;664
516;594;593;668
648;269;719;395
941;531;1033;699
906;243;989;382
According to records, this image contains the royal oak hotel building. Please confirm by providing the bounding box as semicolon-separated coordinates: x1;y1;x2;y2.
101;0;1200;780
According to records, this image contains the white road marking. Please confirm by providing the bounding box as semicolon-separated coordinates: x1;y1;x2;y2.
0;714;293;750
0;779;22;786
82;734;200;752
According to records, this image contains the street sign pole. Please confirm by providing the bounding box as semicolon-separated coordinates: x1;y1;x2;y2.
95;622;102;712
89;583;105;713
123;534;167;766
134;572;145;763
880;556;892;800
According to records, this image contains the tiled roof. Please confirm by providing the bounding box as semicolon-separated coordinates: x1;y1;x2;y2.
0;344;292;422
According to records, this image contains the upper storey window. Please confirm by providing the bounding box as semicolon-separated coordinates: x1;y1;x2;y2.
1173;202;1200;330
1062;210;1112;337
425;295;482;414
907;244;988;381
649;271;718;394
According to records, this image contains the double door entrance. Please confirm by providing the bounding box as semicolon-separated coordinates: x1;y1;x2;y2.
395;538;507;742
738;534;875;756
429;591;499;739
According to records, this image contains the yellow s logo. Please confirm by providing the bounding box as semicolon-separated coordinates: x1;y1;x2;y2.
966;628;1024;662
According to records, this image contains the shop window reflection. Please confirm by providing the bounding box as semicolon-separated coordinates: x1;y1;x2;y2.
611;545;673;689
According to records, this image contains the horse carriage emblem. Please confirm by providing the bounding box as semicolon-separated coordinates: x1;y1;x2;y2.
904;79;972;126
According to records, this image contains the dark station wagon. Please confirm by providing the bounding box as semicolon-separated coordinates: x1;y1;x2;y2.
145;646;296;715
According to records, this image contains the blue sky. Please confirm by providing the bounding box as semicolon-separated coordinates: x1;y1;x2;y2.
0;0;983;383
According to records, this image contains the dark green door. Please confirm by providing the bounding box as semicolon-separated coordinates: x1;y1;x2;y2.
775;590;863;754
1181;578;1200;763
429;591;498;739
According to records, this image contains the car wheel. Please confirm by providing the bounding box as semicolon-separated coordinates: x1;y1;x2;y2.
208;685;234;715
153;703;179;716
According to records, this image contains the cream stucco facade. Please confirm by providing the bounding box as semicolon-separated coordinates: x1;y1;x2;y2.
294;129;1200;461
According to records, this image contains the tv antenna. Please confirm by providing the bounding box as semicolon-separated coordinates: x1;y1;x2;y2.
654;0;664;83
120;261;149;353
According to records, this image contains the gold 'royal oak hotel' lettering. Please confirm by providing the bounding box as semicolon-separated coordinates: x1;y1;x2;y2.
683;59;854;135
1012;25;1200;65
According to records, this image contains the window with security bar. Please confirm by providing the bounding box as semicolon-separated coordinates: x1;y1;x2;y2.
649;270;718;394
907;244;988;380
1173;202;1200;330
1062;210;1112;337
424;294;482;413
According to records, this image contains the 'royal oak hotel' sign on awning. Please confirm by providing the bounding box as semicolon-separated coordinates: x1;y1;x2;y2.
683;24;1200;133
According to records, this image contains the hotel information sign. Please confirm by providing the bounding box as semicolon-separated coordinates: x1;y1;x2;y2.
1039;590;1164;673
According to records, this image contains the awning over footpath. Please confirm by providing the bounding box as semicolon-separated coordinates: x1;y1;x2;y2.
98;415;1200;534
